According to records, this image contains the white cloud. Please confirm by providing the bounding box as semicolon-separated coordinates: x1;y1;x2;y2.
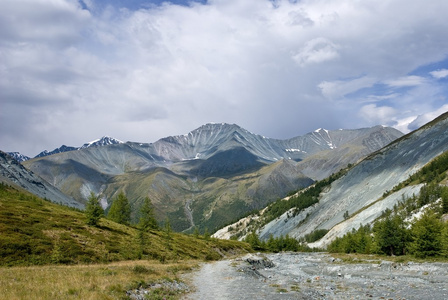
359;104;396;125
292;38;340;67
430;69;448;79
384;76;426;87
318;76;376;100
393;115;420;134
407;104;448;130
0;0;91;46
2;0;448;155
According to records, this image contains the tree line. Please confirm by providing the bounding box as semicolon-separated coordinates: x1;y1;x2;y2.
323;150;448;258
263;166;351;224
244;231;312;252
327;184;448;258
85;191;158;231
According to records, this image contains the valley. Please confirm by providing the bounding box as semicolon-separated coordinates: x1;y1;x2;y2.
183;252;448;300
2;114;448;299
3;1;448;299
19;123;401;233
215;112;448;250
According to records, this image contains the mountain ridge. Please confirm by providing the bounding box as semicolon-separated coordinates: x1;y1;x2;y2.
21;123;402;232
9;136;124;162
214;111;448;248
0;151;83;209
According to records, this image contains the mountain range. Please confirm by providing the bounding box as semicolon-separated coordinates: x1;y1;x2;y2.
8;136;124;162
16;123;402;232
214;112;448;247
0;151;83;209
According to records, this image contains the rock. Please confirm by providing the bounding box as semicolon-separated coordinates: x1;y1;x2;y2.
244;254;275;269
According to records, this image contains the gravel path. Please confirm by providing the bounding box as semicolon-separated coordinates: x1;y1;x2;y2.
182;252;448;300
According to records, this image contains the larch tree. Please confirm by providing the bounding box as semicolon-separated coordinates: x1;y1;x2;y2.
138;196;158;231
108;192;131;225
85;192;104;226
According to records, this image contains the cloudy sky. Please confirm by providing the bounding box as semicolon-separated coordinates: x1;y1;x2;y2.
1;0;448;157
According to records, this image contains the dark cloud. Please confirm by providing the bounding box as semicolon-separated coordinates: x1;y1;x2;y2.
1;0;448;156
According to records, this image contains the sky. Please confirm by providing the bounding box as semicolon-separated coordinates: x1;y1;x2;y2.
1;0;448;157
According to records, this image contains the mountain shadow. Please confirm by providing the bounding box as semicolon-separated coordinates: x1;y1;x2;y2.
190;147;266;178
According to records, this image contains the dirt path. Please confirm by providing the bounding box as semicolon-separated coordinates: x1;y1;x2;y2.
182;253;448;300
183;259;306;299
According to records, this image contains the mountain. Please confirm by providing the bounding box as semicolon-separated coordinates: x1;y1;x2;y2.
79;136;124;149
150;123;401;164
294;125;402;180
0;151;83;209
7;152;30;163
216;112;448;247
34;136;123;159
35;145;78;158
23;124;402;232
7;137;122;163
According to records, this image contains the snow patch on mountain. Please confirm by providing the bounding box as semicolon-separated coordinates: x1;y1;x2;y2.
32;136;123;159
7;152;31;162
79;136;123;149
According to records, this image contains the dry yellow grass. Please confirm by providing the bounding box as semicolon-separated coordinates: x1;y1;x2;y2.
0;260;198;300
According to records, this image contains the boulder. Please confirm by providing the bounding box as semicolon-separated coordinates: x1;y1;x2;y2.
244;254;275;269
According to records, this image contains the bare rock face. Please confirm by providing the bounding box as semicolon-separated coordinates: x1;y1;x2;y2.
0;151;83;209
260;112;448;247
22;123;402;231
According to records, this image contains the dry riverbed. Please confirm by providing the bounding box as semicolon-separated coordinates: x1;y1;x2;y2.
182;252;448;300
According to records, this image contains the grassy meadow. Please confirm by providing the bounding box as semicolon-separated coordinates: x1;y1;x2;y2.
0;183;251;299
0;260;198;300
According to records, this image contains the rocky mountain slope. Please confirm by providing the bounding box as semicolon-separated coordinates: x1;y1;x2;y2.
22;123;402;232
216;112;448;247
6;152;30;163
0;151;83;209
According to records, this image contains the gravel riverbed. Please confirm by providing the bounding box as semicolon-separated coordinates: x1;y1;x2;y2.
182;252;448;300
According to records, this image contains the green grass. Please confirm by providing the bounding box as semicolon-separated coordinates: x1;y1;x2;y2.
0;184;251;267
0;259;197;300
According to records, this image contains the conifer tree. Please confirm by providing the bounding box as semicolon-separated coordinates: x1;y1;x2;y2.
244;231;263;250
441;187;448;214
441;222;448;257
85;192;104;226
193;226;200;238
163;218;172;240
108;192;131;225
138;197;158;231
440;222;448;257
409;211;443;258
203;227;210;240
373;213;409;256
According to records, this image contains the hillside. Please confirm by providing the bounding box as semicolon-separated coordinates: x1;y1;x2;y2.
22;124;401;233
0;183;250;267
215;111;448;249
0;151;83;209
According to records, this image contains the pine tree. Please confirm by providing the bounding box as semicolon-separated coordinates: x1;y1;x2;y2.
373;214;409;256
244;231;263;250
85;192;104;226
193;226;200;238
441;187;448;214
138;197;158;231
409;211;443;258
203;227;210;240
441;222;448;257
266;234;278;252
108;192;131;225
163;218;172;240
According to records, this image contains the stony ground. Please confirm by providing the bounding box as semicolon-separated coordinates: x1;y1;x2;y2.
182;252;448;300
